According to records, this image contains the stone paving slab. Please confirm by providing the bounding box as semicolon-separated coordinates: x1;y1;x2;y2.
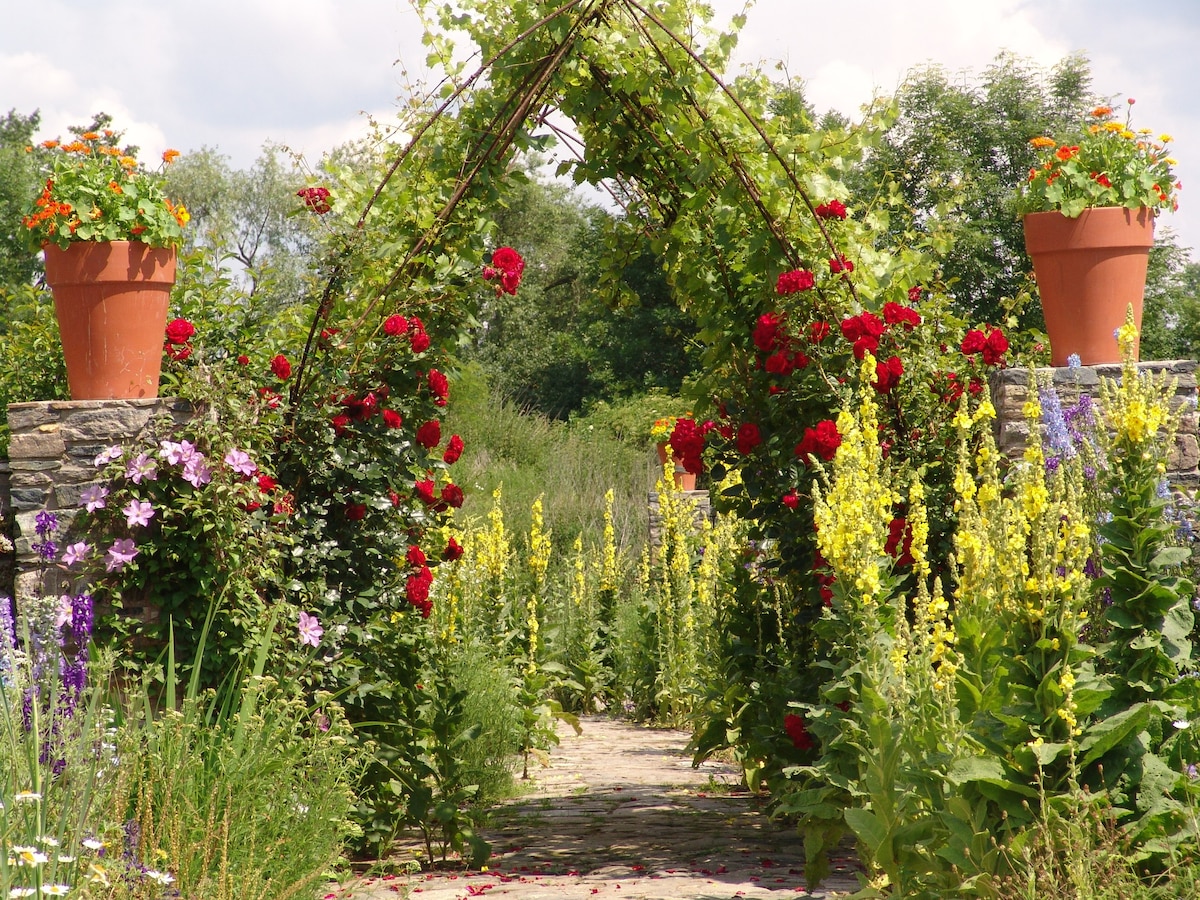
335;717;861;900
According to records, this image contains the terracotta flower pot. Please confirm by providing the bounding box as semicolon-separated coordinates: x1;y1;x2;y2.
655;441;697;491
43;241;176;400
1023;207;1155;366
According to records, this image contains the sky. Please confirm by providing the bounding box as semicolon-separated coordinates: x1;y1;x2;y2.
4;0;1199;252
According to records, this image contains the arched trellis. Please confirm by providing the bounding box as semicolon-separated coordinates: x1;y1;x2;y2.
287;0;865;407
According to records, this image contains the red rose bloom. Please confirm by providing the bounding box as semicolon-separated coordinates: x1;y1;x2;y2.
960;329;986;355
882;302;921;331
808;321;831;343
735;422;762;455
782;490;799;509
270;354;292;380
490;246;524;276
416;420;441;449
383;314;409;336
330;413;351;435
382;409;403;429
427;369;450;405
441;483;464;508
829;254;854;274
907;285;923;302
164;341;192;361
406;566;433;605
795;420;842;463
982;328;1009;366
753;312;784;352
406;545;427;567
297;186;331;214
409;327;431;353
414;479;437;504
775;269;816;295
257;475;277;493
443;434;464;464
237;354;249;366
668;417;706;475
344;502;367;522
165;317;195;344
443;537;464;561
814;199;847;220
764;351;794;375
873;355;904;394
784;713;815;751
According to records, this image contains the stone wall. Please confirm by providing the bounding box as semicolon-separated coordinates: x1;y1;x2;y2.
0;459;12;599
2;398;193;602
990;360;1200;486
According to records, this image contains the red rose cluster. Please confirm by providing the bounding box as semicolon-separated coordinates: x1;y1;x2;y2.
483;246;525;296
775;269;816;295
297;186;332;214
960;326;1009;366
795;419;842;464
784;712;815;751
668;417;707;475
164;317;195;361
814;199;848;220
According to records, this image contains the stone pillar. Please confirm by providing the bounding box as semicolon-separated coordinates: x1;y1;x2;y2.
647;490;712;550
5;398;193;602
989;360;1200;487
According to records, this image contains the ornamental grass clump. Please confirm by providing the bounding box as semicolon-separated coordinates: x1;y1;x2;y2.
1017;99;1180;217
23;123;188;249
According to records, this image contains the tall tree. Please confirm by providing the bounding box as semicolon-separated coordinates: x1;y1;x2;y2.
855;52;1094;329
0;109;43;293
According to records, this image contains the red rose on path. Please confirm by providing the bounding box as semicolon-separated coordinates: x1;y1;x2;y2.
443;434;464;464
383;314;409;336
784;713;815;751
270;354;292;380
165;318;195;344
416;420;441;449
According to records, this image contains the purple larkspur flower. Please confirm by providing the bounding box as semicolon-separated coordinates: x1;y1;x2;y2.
32;539;58;562
35;510;59;538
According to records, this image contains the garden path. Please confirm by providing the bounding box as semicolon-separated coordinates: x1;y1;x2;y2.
340;716;862;900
